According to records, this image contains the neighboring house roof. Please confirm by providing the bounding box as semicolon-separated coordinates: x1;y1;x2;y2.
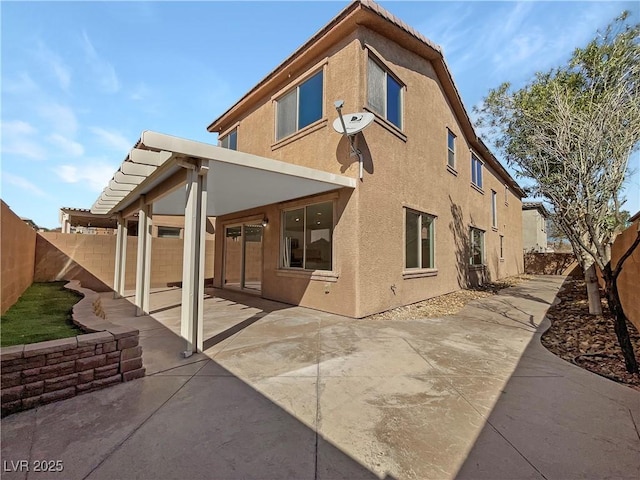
522;202;550;217
60;207;118;229
630;211;640;223
206;0;525;197
20;217;39;230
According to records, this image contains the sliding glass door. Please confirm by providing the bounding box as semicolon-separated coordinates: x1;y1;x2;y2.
224;223;263;293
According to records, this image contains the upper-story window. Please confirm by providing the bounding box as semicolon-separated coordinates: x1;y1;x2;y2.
447;129;456;168
276;70;323;141
367;56;403;129
220;128;237;150
471;153;483;189
491;190;498;228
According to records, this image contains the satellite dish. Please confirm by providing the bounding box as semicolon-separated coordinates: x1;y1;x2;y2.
332;112;374;135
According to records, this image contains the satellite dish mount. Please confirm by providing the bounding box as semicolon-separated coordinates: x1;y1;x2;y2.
333;101;374;180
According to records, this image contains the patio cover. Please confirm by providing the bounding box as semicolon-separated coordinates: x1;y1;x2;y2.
91;131;355;217
91;131;356;355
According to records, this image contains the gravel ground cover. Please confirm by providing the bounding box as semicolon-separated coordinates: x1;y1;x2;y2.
368;275;533;321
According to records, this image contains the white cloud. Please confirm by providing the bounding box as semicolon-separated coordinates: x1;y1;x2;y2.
130;83;151;101
56;162;115;192
35;41;71;90
1;120;47;160
2;120;37;137
1;72;39;95
37;102;78;136
417;1;623;85
47;134;84;157
89;127;131;152
81;30;120;94
2;173;48;197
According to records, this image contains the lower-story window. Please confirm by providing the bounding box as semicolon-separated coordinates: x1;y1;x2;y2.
470;227;485;266
157;226;182;238
282;201;333;271
405;209;435;269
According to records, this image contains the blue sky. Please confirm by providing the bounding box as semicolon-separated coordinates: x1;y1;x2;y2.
2;0;638;229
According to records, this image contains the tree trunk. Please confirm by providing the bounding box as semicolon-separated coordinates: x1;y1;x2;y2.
584;263;603;315
603;269;639;374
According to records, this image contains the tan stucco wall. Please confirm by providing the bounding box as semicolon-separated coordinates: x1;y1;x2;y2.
214;189;359;318
211;26;523;317
611;220;640;332
34;232;214;291
523;209;547;252
1;201;37;314
149;215;216;239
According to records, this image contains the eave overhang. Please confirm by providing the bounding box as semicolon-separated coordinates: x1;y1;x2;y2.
206;0;525;198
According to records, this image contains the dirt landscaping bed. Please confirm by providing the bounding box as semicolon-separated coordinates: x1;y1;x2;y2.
542;278;640;391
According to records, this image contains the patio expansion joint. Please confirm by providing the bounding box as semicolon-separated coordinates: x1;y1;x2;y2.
23;410;38;480
400;337;446;375
80;369;206;480
630;407;640;442
441;371;551;480
402;336;552;479
314;317;322;480
147;359;210;376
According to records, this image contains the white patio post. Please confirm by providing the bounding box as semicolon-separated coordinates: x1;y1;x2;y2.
135;196;153;316
181;159;209;356
61;213;71;234
113;213;128;299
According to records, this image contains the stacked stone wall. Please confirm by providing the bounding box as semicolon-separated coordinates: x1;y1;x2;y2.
0;281;144;416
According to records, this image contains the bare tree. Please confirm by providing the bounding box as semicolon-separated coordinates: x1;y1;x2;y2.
477;13;640;372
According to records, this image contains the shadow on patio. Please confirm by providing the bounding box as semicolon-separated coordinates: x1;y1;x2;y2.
2;277;638;479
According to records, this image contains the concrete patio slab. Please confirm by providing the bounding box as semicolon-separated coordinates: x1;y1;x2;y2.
1;276;639;479
84;376;320;480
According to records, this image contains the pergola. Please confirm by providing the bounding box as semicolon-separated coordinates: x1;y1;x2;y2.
91;131;355;355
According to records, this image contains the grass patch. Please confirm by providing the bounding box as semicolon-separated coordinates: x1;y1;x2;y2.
1;282;83;347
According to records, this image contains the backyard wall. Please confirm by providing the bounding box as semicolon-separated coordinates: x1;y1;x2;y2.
34;233;215;291
610;220;640;332
524;253;579;276
1;201;37;314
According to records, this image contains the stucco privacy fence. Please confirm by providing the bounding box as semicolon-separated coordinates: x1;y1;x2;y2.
0;281;144;417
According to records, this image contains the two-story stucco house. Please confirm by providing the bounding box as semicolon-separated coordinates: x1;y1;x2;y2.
522;202;549;252
92;0;524;351
206;0;524;317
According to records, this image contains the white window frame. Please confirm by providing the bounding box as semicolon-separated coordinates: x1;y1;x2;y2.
447;129;456;169
404;208;436;270
471;153;483;189
219;128;237;150
367;55;404;129
157;226;182;239
280;200;334;271
275;69;324;141
470;227;485;266
491;190;498;228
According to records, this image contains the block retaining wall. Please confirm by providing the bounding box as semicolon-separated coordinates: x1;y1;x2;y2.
0;281;145;417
